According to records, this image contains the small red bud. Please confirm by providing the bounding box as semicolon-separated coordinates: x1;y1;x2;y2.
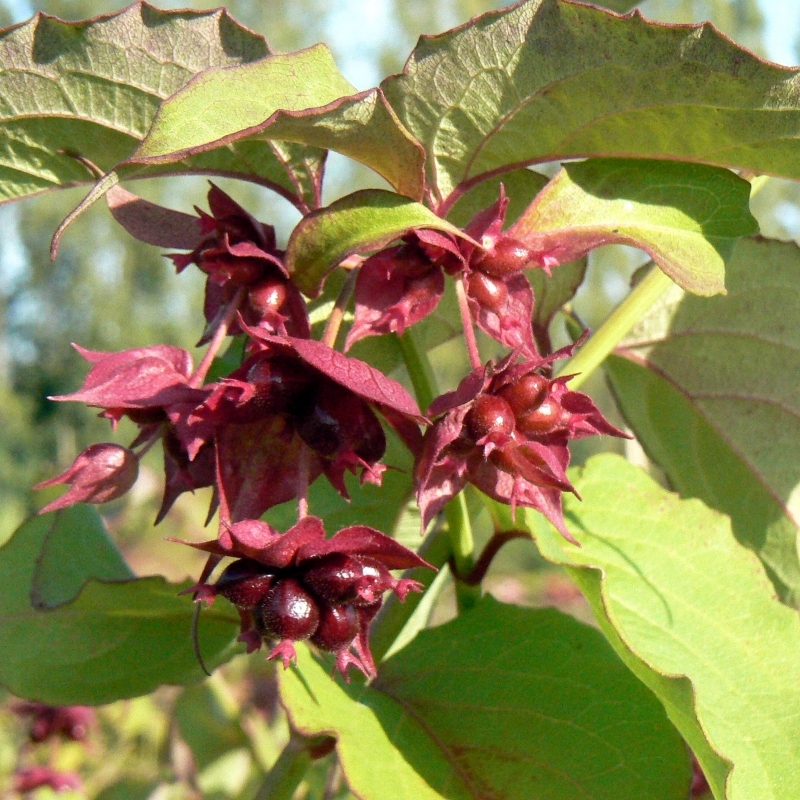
247;276;288;317
516;398;571;437
466;271;509;311
465;394;516;441
472;236;533;278
256;578;320;641
500;373;549;416
214;559;275;608
310;604;359;652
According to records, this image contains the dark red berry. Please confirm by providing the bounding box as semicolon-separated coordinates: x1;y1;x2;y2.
256;578;320;641
500;373;549;416
215;559;275;608
516;398;570;437
467;270;508;312
247;357;312;415
310;604;359;652
471;236;533;278
247;276;288;317
125;407;168;425
465;394;516;441
489;447;517;475
302;553;364;604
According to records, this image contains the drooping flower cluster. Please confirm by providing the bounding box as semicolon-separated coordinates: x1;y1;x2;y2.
35;182;624;678
10;702;93;795
176;516;431;677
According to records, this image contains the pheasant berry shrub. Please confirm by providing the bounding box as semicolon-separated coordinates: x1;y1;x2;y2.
5;0;800;798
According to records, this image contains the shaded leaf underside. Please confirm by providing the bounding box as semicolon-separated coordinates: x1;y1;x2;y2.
607;235;800;608
383;0;800;205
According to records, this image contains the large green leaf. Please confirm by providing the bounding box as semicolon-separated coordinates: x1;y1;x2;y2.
499;454;800;800
285;189;471;297
606;236;800;607
509;159;757;295
0;3;271;203
30;505;132;609
279;597;690;800
382;0;800;203
0;511;240;704
123;45;425;202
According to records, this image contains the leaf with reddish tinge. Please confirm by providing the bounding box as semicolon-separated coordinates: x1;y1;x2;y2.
286;189;471;297
0;2;270;204
509;159;757;296
383;0;800;203
106;185;201;250
123;45;425;202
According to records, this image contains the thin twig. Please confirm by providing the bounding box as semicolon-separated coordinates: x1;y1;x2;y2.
454;273;482;370
321;265;360;348
189;287;246;388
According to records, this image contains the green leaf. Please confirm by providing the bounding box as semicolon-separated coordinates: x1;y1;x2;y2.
502;453;800;800
285;189;472;297
382;0;800;202
0;513;240;704
30;506;133;609
124;45;425;202
605;236;800;607
0;3;269;204
174;683;250;770
509;159;757;295
279;598;690;800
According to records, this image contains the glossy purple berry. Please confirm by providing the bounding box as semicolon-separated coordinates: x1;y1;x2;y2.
471;236;533;278
256;578;320;641
214;559;274;608
310;604;360;652
500;373;549;416
465;394;516;441
467;270;508;312
301;553;364;604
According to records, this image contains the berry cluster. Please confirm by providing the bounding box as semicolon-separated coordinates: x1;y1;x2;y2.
10;702;93;794
35;183;623;678
180;516;430;676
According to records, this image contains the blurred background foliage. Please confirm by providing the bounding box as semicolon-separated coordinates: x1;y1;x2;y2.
0;0;793;797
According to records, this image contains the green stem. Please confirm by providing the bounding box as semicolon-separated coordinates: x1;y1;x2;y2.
398;328;437;413
445;492;481;612
254;735;314;800
555;266;673;390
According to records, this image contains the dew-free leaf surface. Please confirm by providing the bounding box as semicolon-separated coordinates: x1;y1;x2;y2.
383;0;800;203
607;236;800;607
502;454;800;799
279;597;690;800
510;159;758;295
0;511;239;704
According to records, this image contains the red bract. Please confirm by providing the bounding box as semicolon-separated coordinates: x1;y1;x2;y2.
34;443;139;514
415;351;627;539
12;702;94;743
176;516;432;678
198;331;426;523
13;767;82;794
171;184;309;340
346;187;543;355
52;344;208;427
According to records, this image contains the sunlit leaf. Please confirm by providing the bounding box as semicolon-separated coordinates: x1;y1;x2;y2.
500;454;800;799
509;159;757;295
286;189;470;297
0;512;239;704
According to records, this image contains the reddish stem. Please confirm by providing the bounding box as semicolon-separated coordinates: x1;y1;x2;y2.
296;444;311;520
456;529;532;586
454;273;482;370
189;287;246;388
